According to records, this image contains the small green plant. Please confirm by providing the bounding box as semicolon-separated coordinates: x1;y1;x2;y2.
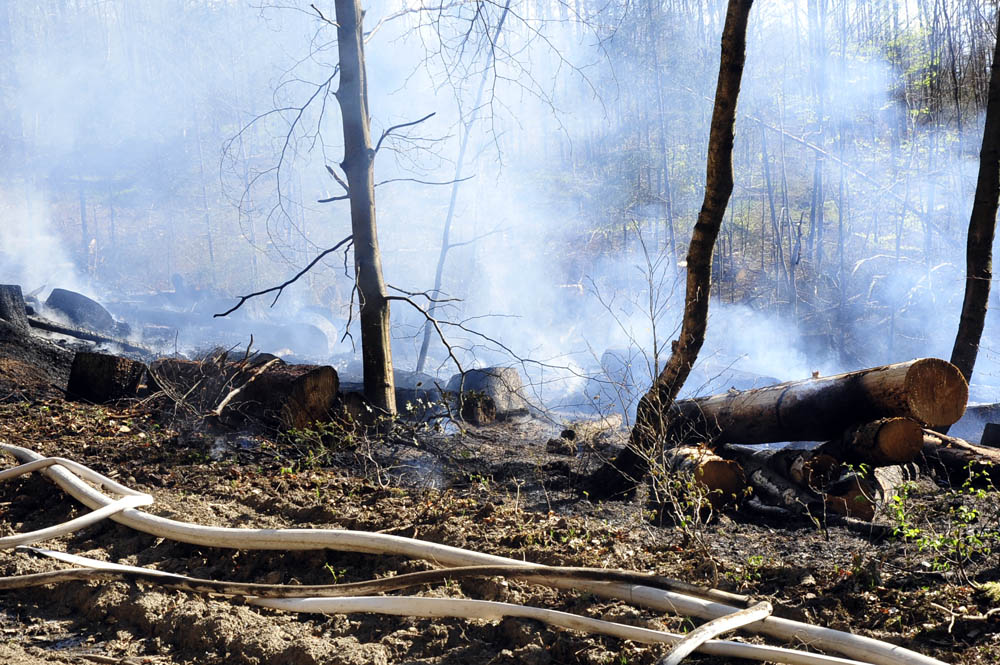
324;563;348;583
888;467;999;580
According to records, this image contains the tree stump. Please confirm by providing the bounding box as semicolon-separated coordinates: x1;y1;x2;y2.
150;356;339;430
68;352;147;403
0;285;29;333
447;367;526;416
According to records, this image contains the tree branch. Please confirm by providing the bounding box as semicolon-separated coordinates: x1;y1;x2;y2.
215;235;354;318
374;112;437;153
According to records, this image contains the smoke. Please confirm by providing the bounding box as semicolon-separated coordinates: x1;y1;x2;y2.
2;0;998;415
0;188;90;298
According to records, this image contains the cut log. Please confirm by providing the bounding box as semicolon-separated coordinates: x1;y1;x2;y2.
149;356;339;430
662;445;746;509
447;367;527;416
67;352;147;403
0;285;29;332
45;288;114;333
818;418;924;466
922;429;1000;483
672;358;967;445
236;363;339;430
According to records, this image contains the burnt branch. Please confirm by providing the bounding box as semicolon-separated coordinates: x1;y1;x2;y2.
215;235;354;318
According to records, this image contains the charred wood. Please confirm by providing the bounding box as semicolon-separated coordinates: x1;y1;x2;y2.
0;285;29;333
67;352;146;403
26;316;148;356
149;356;339;431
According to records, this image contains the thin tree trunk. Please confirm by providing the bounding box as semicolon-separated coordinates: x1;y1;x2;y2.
335;0;396;415
586;0;755;500
946;13;1000;410
415;1;511;375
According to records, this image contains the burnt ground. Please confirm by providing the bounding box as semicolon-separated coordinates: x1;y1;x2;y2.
0;387;999;665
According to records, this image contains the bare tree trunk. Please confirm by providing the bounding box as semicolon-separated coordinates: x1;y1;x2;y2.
586;0;755;500
946;12;1000;406
335;0;396;415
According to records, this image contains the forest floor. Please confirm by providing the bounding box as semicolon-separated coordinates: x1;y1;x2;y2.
0;385;999;665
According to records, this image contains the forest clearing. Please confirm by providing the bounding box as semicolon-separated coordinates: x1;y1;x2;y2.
3;0;1000;664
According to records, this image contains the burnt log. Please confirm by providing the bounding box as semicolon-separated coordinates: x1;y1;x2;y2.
27;316;148;356
150;357;339;430
68;352;146;403
922;429;1000;484
459;392;496;426
0;285;29;332
719;445;889;521
672;358;967;446
817;418;924;466
45;288;114;333
661;445;746;509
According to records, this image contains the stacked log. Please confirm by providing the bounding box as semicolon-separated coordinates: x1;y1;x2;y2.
657;359;978;522
670;358;967;445
922;429;1000;484
662;445;746;510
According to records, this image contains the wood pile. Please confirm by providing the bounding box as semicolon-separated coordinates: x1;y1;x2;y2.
657;358;997;522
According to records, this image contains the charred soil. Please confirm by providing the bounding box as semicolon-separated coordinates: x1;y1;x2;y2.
1;387;999;665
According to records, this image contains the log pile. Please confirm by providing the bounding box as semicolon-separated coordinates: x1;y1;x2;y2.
655;358;995;522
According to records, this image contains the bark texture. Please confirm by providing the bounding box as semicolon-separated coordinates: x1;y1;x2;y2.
334;0;396;415
948;12;1000;399
586;0;755;499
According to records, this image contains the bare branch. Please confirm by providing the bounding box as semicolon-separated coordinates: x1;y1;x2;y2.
387;284;462;303
385;295;464;375
374;112;437;154
375;176;474;188
310;3;339;27
326;164;350;193
216;235;354;318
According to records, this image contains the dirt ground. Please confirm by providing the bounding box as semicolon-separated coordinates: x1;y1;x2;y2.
1;389;999;665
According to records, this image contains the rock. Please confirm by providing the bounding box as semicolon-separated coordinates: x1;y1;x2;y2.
446;367;527;415
45;288;114;333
